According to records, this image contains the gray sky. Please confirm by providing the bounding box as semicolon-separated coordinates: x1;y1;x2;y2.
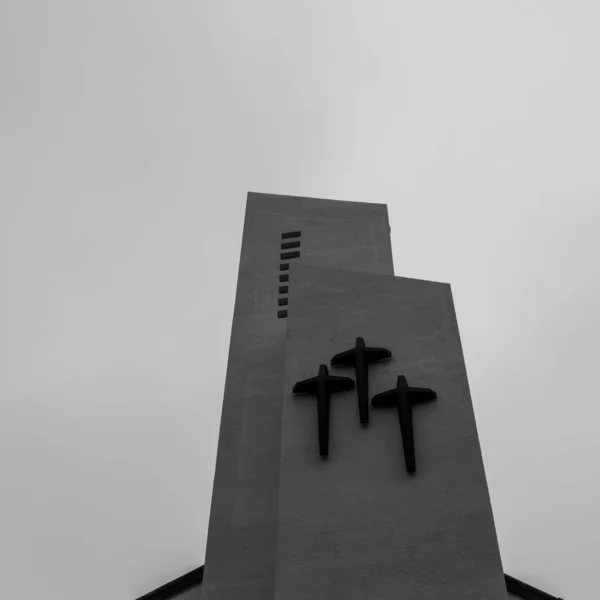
1;2;598;599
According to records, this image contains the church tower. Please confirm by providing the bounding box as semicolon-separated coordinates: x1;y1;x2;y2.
136;192;563;600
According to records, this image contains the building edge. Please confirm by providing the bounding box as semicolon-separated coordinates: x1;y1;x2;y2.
134;567;563;600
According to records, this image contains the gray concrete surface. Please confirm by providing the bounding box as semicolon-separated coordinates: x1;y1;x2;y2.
275;263;507;600
201;193;394;600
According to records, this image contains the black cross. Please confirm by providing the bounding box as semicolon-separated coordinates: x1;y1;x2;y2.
371;375;437;474
330;337;392;426
292;364;355;457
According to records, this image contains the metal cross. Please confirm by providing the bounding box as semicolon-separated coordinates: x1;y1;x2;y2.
371;375;437;474
330;337;392;426
292;364;355;458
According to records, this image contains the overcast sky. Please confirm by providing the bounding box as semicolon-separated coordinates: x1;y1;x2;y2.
1;2;598;599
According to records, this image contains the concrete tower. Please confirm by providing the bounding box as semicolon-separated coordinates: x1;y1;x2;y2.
136;193;562;600
201;191;505;600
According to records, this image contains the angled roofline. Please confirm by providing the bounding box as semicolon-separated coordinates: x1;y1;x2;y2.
135;566;204;600
134;567;564;600
505;574;564;600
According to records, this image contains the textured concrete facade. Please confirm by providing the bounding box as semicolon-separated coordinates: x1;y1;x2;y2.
200;193;394;600
275;264;507;600
137;193;556;600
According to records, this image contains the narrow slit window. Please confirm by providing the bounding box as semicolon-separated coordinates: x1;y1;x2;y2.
280;251;300;260
281;231;301;240
281;241;300;250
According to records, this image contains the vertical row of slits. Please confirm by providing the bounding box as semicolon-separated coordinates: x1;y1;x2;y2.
278;231;301;318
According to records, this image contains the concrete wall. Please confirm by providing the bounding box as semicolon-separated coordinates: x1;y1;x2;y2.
201;193;394;600
275;263;507;600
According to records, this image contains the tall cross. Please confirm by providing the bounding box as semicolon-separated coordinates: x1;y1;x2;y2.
371;375;437;474
330;337;392;426
292;364;355;457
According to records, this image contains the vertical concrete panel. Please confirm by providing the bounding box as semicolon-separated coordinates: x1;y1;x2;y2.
201;194;394;600
276;264;506;600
